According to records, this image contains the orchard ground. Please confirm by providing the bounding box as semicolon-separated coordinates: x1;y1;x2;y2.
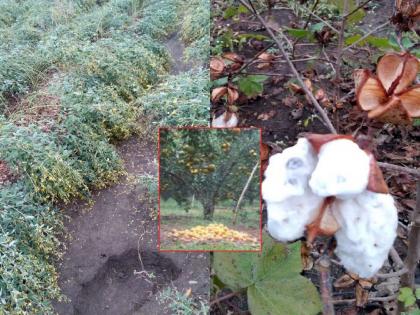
160;198;260;250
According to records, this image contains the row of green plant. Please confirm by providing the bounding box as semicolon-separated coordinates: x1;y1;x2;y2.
0;0;209;313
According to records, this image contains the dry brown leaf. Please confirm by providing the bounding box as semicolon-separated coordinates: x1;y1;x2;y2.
210;57;225;80
258;52;276;62
211;86;227;103
355;283;369;307
334;274;356;288
257;110;276;121
222;52;244;64
227;87;239;104
300;241;314;271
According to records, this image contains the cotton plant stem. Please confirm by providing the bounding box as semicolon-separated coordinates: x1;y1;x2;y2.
318;257;335;315
343;21;390;52
239;0;337;134
335;0;349;81
378;162;420;178
400;181;420;289
333;294;398;305
232;161;259;225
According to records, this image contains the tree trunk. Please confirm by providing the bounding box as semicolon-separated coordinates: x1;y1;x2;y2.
203;200;215;220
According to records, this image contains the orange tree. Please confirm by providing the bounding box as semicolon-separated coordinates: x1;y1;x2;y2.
160;128;259;220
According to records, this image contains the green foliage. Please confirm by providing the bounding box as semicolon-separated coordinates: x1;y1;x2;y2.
180;0;210;64
160;129;260;219
158;287;209;315
213;234;322;315
236;75;268;97
0;120;88;203
286;28;316;41
137;69;209;127
0;182;64;314
399;287;420;312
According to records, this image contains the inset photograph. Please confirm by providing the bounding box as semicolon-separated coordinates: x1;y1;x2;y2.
159;127;261;251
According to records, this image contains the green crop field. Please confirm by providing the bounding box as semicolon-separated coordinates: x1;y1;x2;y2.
0;0;209;313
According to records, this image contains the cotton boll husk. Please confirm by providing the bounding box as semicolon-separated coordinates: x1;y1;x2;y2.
262;138;317;203
309;139;370;199
332;191;398;278
266;191;324;242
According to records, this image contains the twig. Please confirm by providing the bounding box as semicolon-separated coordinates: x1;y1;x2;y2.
232;161;259;225
332;294;397;305
343;21;391;52
303;0;320;30
299;5;340;34
378;162;420;178
400;181;420;289
238;43;276;74
335;0;349;81
376;267;408;279
390;247;404;268
318;257;335;315
210;291;242;306
239;0;337;134
343;0;373;19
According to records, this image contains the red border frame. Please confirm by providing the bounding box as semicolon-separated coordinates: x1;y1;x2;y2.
157;126;263;253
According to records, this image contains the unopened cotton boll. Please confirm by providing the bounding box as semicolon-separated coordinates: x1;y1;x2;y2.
262;138;317;202
266;192;324;242
309;139;370;199
212;112;238;128
332;191;398;278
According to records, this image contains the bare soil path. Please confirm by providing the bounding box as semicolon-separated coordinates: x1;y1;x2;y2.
53;33;210;315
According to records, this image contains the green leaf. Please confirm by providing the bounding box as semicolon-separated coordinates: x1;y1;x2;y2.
415;288;420;299
399;287;416;307
238;4;249;14
310;22;325;32
211;77;228;87
286;28;315;41
224;6;238;19
237;75;268;97
213;234;322;315
345;35;398;49
402;37;414;49
328;0;365;24
237;33;270;41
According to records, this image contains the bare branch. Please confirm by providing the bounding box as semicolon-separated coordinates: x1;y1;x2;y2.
239;0;337;134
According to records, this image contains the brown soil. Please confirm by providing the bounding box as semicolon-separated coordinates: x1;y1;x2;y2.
53;136;209;315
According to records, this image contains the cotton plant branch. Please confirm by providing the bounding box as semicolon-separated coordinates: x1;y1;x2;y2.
343;21;391;52
238;0;337;134
400;181;420;289
335;0;349;81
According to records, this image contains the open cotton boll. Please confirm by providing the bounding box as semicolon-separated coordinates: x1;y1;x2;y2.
262;138;317;202
212;112;238;128
309;139;370;199
266;191;324;242
332;191;398;278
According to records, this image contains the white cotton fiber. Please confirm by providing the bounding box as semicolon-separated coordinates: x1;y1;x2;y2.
266;191;324;242
212;112;238;128
332;191;398;278
262;138;317;202
309;139;370;199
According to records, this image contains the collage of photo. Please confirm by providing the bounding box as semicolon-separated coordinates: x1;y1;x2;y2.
0;0;419;314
